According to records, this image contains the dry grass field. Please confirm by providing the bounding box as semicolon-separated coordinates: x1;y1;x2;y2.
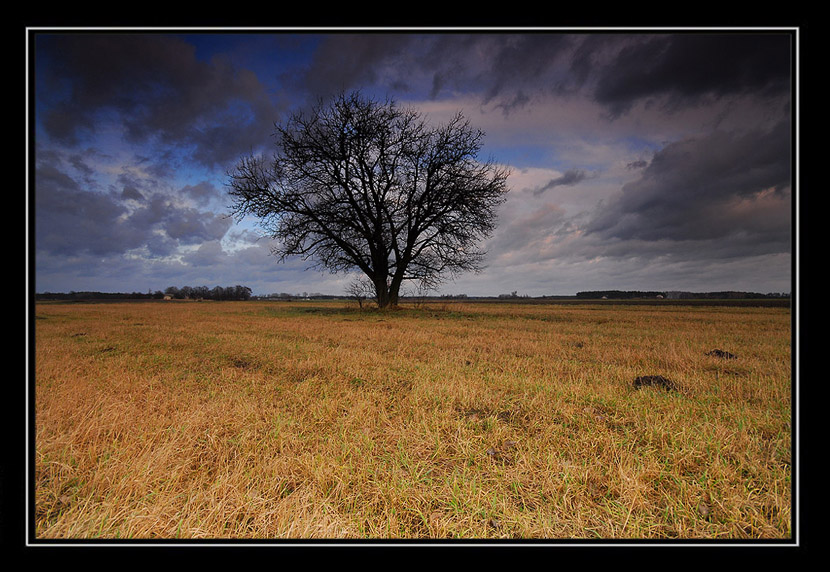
32;299;793;541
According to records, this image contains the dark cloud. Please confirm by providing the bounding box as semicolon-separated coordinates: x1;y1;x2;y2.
182;181;222;206
295;34;418;99
585;119;791;248
454;34;574;109
533;169;591;195
120;186;145;202
297;33;791;121
163;205;231;245
182;240;228;267
297;33;576;108
37;33;278;166
36;159;232;258
591;33;791;116
36;163;138;256
626;160;648;170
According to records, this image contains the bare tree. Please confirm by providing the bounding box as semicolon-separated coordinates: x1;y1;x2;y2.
228;91;510;308
346;276;374;309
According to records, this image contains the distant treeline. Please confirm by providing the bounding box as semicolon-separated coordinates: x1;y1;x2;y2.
163;285;252;301
36;285;253;301
669;291;790;299
576;290;666;299
576;290;790;300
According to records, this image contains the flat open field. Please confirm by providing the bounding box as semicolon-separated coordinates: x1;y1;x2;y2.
32;300;793;541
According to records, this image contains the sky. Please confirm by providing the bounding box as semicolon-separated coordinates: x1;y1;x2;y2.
29;28;797;297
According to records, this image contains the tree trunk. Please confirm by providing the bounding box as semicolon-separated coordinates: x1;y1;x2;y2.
373;276;391;308
372;277;403;308
388;286;400;307
387;273;404;308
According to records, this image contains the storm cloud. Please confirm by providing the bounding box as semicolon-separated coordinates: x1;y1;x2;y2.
585;120;791;246
37;33;279;167
294;33;791;120
591;34;791;116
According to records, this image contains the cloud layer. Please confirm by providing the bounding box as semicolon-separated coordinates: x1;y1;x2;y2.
32;30;795;296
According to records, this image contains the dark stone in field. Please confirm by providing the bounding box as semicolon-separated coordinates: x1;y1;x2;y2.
633;375;677;391
706;349;737;359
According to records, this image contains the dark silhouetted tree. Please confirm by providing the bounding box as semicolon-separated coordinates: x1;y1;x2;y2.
228;91;510;308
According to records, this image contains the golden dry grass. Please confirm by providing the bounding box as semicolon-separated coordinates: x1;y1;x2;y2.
33;299;792;540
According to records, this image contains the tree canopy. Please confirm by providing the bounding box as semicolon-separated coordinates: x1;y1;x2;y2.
228;91;510;308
